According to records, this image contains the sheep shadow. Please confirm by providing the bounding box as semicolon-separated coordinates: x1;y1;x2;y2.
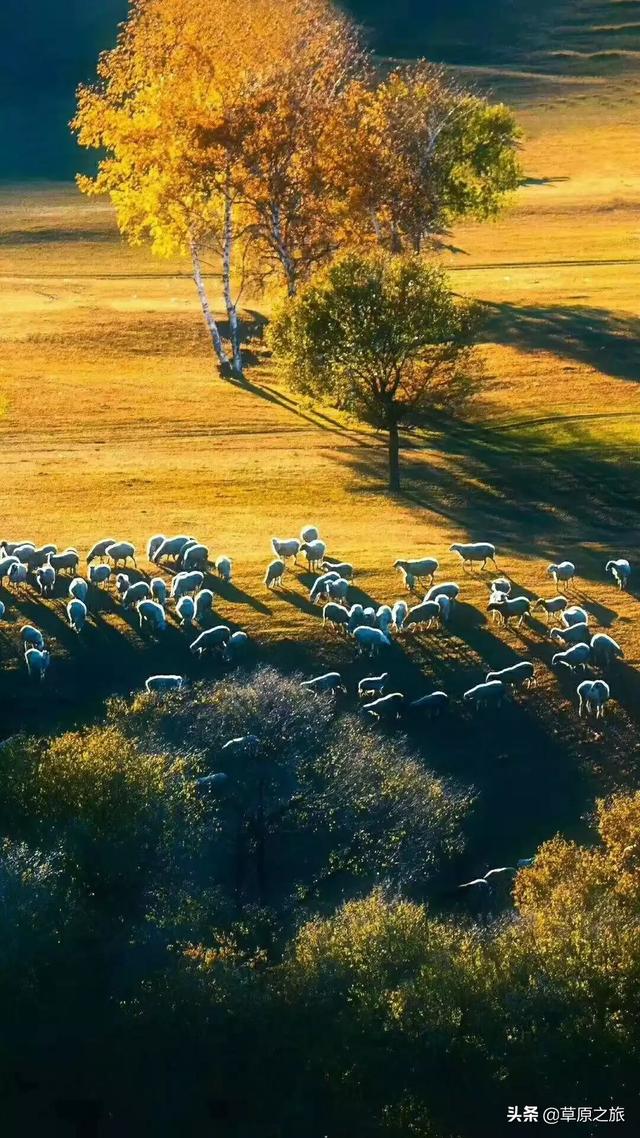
212;579;271;616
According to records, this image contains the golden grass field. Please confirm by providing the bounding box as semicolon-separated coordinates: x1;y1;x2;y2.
2;11;640;871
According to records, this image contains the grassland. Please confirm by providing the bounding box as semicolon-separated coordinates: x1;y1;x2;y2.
1;9;640;884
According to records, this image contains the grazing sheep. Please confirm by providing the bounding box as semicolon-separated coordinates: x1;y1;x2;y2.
394;557;438;584
47;549;80;576
67;598;87;633
12;543;36;564
549;622;591;646
310;571;340;604
152;535;194;565
436;594;451;624
487;596;531;627
361;607;378;627
176;596;196;627
533;596;568;622
321;560;354;580
224;630;249;659
590;633;624;668
89;564;111;588
404;601;441;631
463;679;506;709
358;673;389;698
486;661;535;688
552;643;591;672
425;582;461;603
35;564;56;597
347;604;365;635
562;605;589;628
8;562;28;588
489;578;511;597
450;542;498;570
25;647;50;681
577;679;610;719
145;675;184;693
362;692;404;721
301;540;327;571
0;601;5;619
123;581;151;609
147;534;166;562
325;577;350;603
547;561;575;587
265;559;286;589
115;572;130;598
190;625;231;656
181;543;209;572
606;559;631;590
409;691;449;717
300;525;320;543
353;626;391;656
170;571;204;600
0;556;19;585
1;540;34;556
69;577;88;603
21;625;44;649
391;600;408;630
136;599;167;633
398;567;418;592
194;589;215;622
105;541;136;569
322;602;350;633
24;544;57;570
272;538;301;563
215;556;233;582
149;577;167;605
376;605;394;634
87;539;117;565
300;672;345;695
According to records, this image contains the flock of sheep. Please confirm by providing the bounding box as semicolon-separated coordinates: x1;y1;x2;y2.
0;528;631;726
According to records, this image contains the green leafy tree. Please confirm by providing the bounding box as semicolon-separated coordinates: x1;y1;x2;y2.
270;252;482;491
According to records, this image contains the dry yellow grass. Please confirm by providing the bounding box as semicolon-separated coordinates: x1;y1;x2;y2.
1;56;640;866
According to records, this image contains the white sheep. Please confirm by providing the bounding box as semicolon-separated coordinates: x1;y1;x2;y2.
409;691;449;717
87;538;117;564
300;525;320;543
21;624;44;650
272;538;301;563
123;581;151;609
147;534;166;562
194;589;215;622
69;577;88;603
8;562;28;588
562;605;589;628
358;673;388;698
549;622;591;646
450;542;498;570
486;661;535;688
89;564;111;588
215;556;233;582
12;543;36;564
190;625;231;656
0;556;19;585
398;568;418;592
322;602;350;633
224;630;249;659
489;578;511;597
35;564;56;597
403;601;441;631
547;561;575;587
301;540;327;571
590;633;624;668
265;559;286;589
25;647;50;681
1;540;34;556
300;672;345;695
149;577;167;605
394;557;438;584
362;692;404;720
552;643;591;672
24;544;57;570
577;679;610;719
325;577;350;604
353;626;391;656
391;600;408;630
67;598;87;633
176;595;196;627
436;594;452;624
310;571;340;604
46;549;80;576
533;596;568;622
170;571;204;599
463;679;506;709
605;559;631;590
347;604;365;635
182;543;209;572
145;675;184;693
376;605;394;634
136;599;167;633
115;572;130;597
321;560;354;580
105;541;136;569
0;601;5;619
425;582;461;603
487;596;531;627
152;535;194;564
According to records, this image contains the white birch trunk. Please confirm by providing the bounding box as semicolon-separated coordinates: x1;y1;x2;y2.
190;244;231;377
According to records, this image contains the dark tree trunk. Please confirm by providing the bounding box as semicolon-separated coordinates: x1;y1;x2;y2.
388;422;401;492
